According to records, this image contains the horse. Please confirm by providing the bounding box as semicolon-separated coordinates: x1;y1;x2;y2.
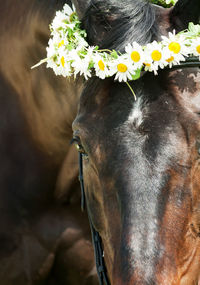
1;0;200;284
71;0;200;284
0;1;98;284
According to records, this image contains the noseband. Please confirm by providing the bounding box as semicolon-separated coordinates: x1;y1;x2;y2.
78;57;200;285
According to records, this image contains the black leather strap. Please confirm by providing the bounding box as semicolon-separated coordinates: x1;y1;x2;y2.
78;152;110;285
167;56;200;71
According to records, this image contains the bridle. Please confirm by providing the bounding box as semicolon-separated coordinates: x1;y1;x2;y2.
79;152;110;285
77;56;200;285
167;56;200;70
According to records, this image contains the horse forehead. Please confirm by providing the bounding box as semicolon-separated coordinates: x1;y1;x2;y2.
76;95;174;148
75;75;200;150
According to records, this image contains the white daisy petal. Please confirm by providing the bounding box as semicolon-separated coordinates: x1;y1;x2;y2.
71;56;92;80
63;4;74;16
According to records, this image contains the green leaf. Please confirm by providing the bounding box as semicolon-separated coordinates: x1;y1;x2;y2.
188;22;200;35
66;44;73;51
80;29;87;38
67;28;73;37
78;50;86;58
149;0;174;8
111;50;118;59
132;68;141;80
88;61;94;69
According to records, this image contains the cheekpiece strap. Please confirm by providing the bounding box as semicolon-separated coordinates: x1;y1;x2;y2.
78;152;110;285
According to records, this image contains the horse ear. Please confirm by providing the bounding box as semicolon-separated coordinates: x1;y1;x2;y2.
170;0;200;31
71;0;91;19
80;1;120;48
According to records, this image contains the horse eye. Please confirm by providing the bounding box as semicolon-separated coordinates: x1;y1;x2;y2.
71;137;87;155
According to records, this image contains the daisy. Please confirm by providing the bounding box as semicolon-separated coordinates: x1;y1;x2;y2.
190;38;200;59
52;33;69;51
142;41;165;74
46;38;57;58
71;55;92;80
34;3;200;82
46;33;67;60
86;46;96;59
94;54;111;79
46;55;58;71
65;23;76;30
46;37;59;70
109;56;136;82
51;4;76;30
54;51;72;77
147;41;170;71
143;61;154;73
125;42;144;69
74;32;88;50
63;3;76;17
161;31;189;62
164;49;183;68
51;11;68;31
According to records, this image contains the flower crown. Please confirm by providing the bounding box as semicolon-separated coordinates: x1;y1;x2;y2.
33;1;200;85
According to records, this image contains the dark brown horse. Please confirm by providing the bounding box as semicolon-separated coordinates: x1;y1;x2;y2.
71;0;200;284
0;1;98;284
1;0;200;284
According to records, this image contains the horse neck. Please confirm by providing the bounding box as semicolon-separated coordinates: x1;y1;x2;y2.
0;0;82;164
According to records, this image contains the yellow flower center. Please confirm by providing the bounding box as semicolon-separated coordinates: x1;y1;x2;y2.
144;63;151;67
131;51;140;62
117;63;128;73
151;50;162;61
196;45;200;54
168;42;181;54
166;56;174;63
61;56;65;67
98;60;105;71
58;40;64;48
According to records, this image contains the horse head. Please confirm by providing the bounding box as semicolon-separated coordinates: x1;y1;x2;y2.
72;0;200;284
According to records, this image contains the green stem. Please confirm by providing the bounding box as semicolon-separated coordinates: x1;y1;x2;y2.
98;49;112;53
31;58;48;69
126;82;137;100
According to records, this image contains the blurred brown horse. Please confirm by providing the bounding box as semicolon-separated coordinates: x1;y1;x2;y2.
72;0;200;284
0;0;98;284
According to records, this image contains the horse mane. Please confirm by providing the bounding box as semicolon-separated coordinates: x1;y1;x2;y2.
83;0;158;52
